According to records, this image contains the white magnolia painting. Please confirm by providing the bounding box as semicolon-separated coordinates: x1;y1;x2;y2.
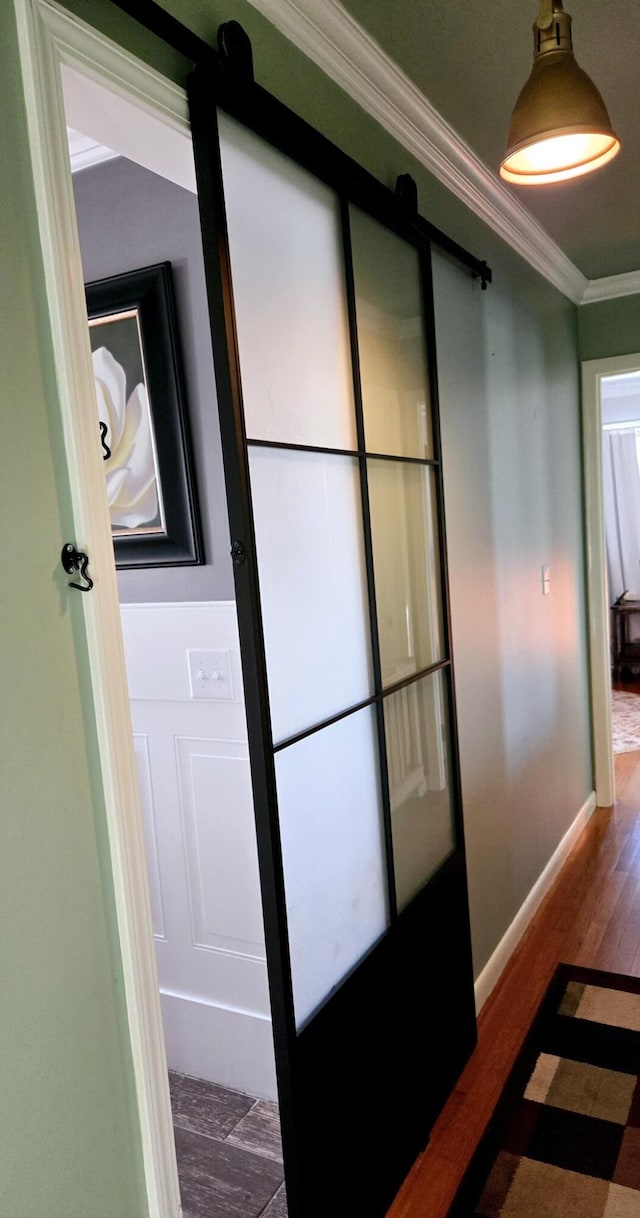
92;344;160;530
89;309;164;536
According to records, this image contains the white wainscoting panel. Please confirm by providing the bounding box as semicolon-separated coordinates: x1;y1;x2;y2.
120;601;276;1100
177;739;266;954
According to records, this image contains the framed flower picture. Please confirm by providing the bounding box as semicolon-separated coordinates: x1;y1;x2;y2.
86;262;202;568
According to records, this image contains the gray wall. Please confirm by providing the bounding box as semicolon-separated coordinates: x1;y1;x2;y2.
73;155;234;602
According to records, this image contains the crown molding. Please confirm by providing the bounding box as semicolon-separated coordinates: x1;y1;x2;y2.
67;127;119;173
247;0;640;307
581;269;640;306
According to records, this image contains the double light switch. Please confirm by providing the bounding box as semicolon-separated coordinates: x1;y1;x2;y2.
187;649;234;700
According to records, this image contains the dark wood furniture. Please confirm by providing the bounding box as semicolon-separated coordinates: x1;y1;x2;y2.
611;600;640;679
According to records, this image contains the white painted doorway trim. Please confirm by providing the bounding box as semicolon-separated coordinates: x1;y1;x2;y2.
581;351;640;809
14;1;193;1214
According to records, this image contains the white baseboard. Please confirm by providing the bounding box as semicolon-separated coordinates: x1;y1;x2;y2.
473;791;597;1014
160;991;277;1101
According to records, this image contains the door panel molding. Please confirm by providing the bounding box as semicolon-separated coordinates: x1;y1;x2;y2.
176;738;265;955
14;3;190;1214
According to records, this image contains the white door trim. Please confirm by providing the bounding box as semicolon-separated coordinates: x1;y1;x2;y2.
14;2;191;1213
581;351;640;808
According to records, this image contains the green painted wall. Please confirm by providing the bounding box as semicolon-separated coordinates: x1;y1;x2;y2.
5;1;593;1212
578;293;640;360
432;247;590;975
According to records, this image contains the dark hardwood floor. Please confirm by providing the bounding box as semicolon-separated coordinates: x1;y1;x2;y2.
386;746;640;1218
169;1072;287;1218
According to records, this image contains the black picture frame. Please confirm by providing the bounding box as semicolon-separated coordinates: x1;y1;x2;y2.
86;262;202;569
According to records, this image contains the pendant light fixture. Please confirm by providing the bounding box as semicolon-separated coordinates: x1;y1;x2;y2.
500;0;620;185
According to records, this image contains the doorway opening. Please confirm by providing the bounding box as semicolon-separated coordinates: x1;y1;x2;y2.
582;352;640;807
61;50;285;1218
600;371;640;758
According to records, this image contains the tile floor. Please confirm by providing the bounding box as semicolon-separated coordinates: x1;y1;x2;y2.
169;1071;287;1218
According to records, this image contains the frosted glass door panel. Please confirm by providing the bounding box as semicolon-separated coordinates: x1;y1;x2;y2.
350;206;433;460
368;460;444;684
219;113;357;450
249;447;373;743
275;707;388;1026
384;671;455;911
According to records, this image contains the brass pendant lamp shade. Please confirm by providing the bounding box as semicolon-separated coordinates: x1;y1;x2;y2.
500;0;620;185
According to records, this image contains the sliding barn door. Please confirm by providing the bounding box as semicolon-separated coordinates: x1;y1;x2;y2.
188;70;476;1218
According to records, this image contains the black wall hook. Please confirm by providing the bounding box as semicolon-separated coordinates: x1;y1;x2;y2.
61;543;94;593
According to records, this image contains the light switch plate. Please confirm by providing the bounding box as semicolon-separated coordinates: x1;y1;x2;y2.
187;649;234;700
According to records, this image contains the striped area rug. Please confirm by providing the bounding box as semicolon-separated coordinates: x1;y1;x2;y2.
448;965;640;1217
